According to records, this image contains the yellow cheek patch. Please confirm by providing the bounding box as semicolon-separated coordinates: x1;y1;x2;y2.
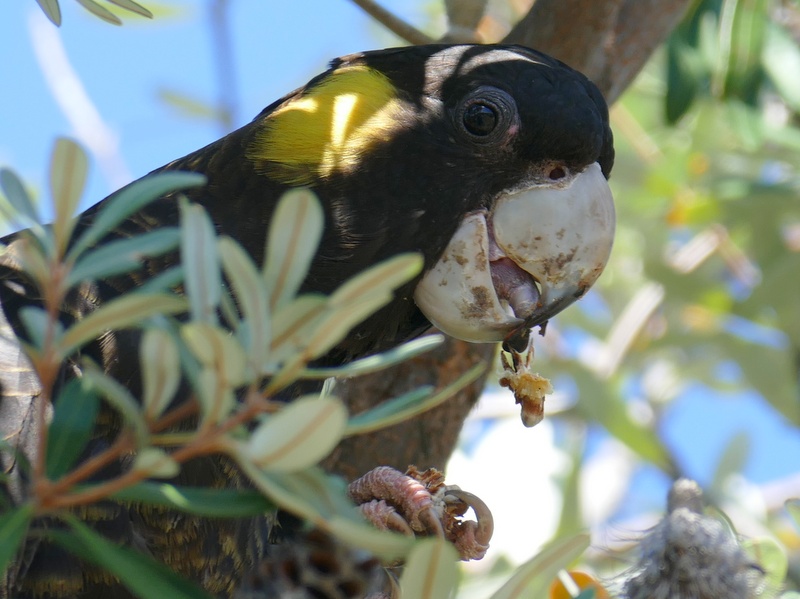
248;66;403;186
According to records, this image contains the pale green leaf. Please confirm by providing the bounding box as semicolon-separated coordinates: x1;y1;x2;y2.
489;532;590;599
106;0;153;18
75;0;122;24
345;362;485;436
68;172;205;260
35;0;62;25
218;236;270;368
399;538;459;599
158;89;221;121
18;306;60;351
133;447;180;479
141;328;181;420
181;322;246;385
763;24;800;113
194;368;235;424
326;515;414;562
0;168;40;226
266;294;326;369
263;188;324;310
67;227;180;287
180;200;221;323
742;536;788;593
244;395;347;471
50;138;87;253
329;252;423;306
60;294;186;354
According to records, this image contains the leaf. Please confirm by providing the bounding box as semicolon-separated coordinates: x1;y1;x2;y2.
0;168;41;226
158;89;221;121
50;138;87;254
67;227;180;287
243;395;347;471
344;362;486;436
75;0;122;25
133;448;180;479
68;172;205;260
35;0;62;25
218;236;270;368
194;369;235;425
399;538;458;599
263;188;324;310
489;533;590;599
46;378;100;479
763;24;800;113
106;0;153;18
18;306;61;351
180;200;221;324
181;322;246;385
60;293;186;355
301;334;444;379
266;294;327;368
329;252;423;307
111;482;275;517
81;360;149;446
52;517;214;599
0;505;34;576
135;265;184;295
141;328;181;420
741;536;788;594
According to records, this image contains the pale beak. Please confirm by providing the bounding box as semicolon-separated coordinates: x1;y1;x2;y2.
414;162;615;346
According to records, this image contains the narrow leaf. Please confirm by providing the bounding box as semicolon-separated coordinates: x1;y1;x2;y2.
0;168;40;225
0;505;34;576
301;334;444;379
67;227;180;287
60;294;186;355
329;252;423;306
135;265;184;295
81;360;149;446
69;172;205;260
50;138;87;253
180;201;221;323
266;294;326;368
75;0;122;25
244;395;347;472
35;0;62;25
345;362;485;436
399;538;458;599
218;236;270;367
111;482;275;517
18;306;60;351
107;0;153;18
263;188;324;310
46;378;100;479
52;518;213;599
489;533;590;599
181;322;246;385
133;447;180;479
141;328;181;420
194;369;235;424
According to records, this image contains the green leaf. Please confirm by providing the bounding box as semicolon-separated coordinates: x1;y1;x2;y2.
135;265;184;295
68;172;205;260
46;378;100;479
344;362;485;436
35;0;62;25
489;532;590;599
50;138;87;254
67;227;180;287
399;538;458;599
763;23;800;113
51;517;214;599
741;536;787;594
106;0;153;18
218;236;270;368
300;334;444;379
180;201;221;324
0;168;41;226
111;482;275;517
81;360;149;447
60;293;186;355
0;504;34;576
140;328;181;420
18;306;61;350
263;188;324;311
243;395;347;472
75;0;122;25
666;34;702;123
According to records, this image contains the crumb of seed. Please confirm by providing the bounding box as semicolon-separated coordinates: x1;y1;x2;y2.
499;348;553;427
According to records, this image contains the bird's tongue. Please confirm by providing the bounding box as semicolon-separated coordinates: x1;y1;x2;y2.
487;222;541;319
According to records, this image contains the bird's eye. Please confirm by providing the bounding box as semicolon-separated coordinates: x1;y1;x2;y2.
463;103;498;136
455;87;517;144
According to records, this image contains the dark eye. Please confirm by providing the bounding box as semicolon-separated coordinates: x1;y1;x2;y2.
463;103;498;136
455;87;517;144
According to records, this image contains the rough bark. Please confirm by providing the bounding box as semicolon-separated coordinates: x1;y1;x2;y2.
330;0;693;481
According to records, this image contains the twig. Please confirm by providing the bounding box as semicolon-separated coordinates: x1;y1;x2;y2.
348;0;434;45
209;0;238;132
